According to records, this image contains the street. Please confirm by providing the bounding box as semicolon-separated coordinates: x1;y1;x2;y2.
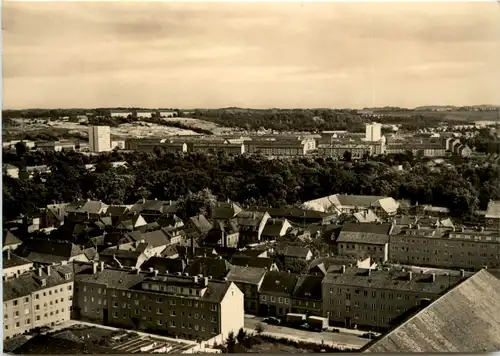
244;316;369;349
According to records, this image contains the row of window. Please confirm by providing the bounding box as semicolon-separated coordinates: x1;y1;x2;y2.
260;295;289;304
328;309;394;323
328;287;423;300
111;312;218;333
6;286;73;308
4;309;66;330
329;299;420;311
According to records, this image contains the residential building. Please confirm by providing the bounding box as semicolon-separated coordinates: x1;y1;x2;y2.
244;138;314;157
226;265;266;314
36;140;76;152
88;126;111;153
211;202;242;222
204;220;240;248
365;123;382;142
125;139;187;154
258;271;299;318
281;246;314;263
230;255;278;271
389;226;500;270
291;275;323;316
261;218;292;240
248;206;337;225
316;143;373;159
186;142;245;155
3;230;23;251
110;111;133;118
236;211;271;244
362;269;500;353
141;257;186;275
22;239;90;265
129;199;178;222
321;265;463;330
3;250;33;280
105;271;244;342
99;248;148;269
302;194;399;217
306;256;373;276
485;200;500;230
3;264;74;340
336;223;393;263
65;200;109;222
184;215;213;240
111;140;125;150
185;257;232;280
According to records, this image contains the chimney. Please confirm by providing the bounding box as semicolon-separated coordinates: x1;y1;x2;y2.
135;268;140;275
460;269;465;278
100;261;105;271
480;227;485;232
341;265;346;274
149;267;154;273
203;277;209;286
92;262;98;274
431;273;436;283
416;224;421;230
7;249;11;260
154;270;159;276
367;268;371;276
47;265;51;277
461;227;465;232
193;276;199;283
408;271;413;281
38;267;43;277
142;198;146;204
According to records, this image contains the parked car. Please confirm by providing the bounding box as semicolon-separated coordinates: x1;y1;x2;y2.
360;332;378;339
263;317;281;325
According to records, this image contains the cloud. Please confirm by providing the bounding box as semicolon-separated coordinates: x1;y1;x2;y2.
2;1;500;109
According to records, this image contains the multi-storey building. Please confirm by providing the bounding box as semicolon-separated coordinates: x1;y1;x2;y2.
125;139;187;154
186;142;245;155
74;264;244;343
291;275;323;317
88;126;111;152
389;226;500;270
365;123;382;142
386;143;446;157
485;200;500;230
244;138;313;157
316;143;373;159
321;265;464;330
226;265;266;314
3;250;33;280
3;264;74;340
258;271;299;318
336;223;393;263
107;273;243;343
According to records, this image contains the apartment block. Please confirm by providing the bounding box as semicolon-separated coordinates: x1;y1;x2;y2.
321;265;463;330
125;139;187;153
186;142;245;155
316;143;373;159
89;126;111;153
244;139;313;157
74;264;244;343
3;264;74;340
389;226;500;270
258;271;299;318
336;223;392;263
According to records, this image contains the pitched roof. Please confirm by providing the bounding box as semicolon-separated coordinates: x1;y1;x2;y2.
303;194;398;213
293;275;323;300
212;202;242;220
75;267;145;289
160;245;180;258
262;219;290;238
237;211;268;227
248;206;335;220
3;230;22;246
185;256;232;280
226;265;267;285
363;270;500;353
337;223;392;245
4;264;74;301
231;255;275;269
141;257;186;274
283;245;311;259
142;229;171;247
106;205;129;217
353;210;380;223
3;251;33;269
260;271;299;296
67;200;108;215
24;239;85;263
188;215;213;235
485;200;500;219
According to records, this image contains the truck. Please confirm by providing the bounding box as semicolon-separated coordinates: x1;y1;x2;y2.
307;316;329;331
285;313;307;328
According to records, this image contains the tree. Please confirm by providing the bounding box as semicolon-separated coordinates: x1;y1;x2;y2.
236;328;247;344
225;331;236;353
343;150;352;162
15;141;27;157
175;188;217;219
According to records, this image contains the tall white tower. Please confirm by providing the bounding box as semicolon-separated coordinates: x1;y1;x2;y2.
365;122;382;142
89;125;111;152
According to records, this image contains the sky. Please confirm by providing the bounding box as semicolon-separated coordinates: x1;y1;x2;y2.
3;1;500;109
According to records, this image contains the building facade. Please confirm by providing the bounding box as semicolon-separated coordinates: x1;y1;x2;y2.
3;264;74;340
89;126;111;153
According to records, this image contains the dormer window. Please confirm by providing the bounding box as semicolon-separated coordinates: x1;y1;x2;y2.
64;273;71;280
41;279;47;287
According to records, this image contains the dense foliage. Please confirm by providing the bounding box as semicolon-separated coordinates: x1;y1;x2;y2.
3;149;500;222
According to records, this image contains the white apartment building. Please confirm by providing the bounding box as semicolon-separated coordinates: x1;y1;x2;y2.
365;123;382;142
89;126;111;153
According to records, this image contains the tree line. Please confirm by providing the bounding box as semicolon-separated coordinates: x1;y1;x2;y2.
3;148;500;222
